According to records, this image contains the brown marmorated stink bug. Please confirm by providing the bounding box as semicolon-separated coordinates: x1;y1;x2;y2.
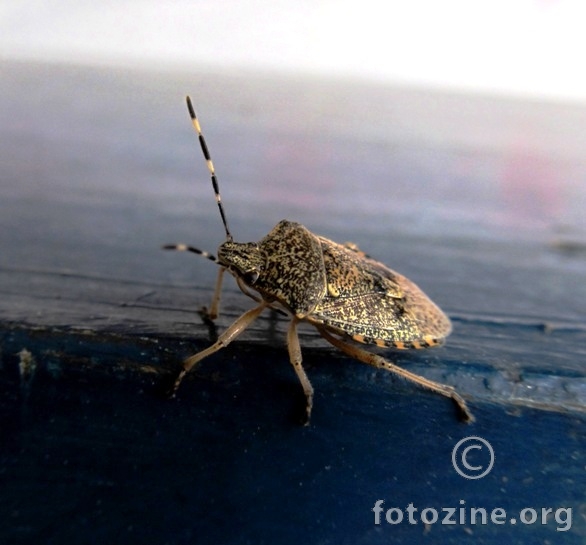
164;96;473;425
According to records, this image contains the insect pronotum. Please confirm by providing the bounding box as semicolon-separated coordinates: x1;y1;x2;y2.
164;96;474;424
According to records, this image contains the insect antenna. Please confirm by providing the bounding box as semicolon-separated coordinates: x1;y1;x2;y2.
186;96;232;241
162;243;218;264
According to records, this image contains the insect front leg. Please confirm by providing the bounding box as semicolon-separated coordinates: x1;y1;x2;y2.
317;327;474;423
287;318;315;426
169;301;269;395
206;266;226;320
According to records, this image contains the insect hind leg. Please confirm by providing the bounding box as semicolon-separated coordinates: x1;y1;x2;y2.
317;327;474;423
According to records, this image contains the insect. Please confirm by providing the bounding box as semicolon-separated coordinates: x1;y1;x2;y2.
164;96;474;425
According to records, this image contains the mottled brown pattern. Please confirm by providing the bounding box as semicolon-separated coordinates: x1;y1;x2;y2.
309;237;452;345
256;221;326;316
218;222;451;346
219;221;327;316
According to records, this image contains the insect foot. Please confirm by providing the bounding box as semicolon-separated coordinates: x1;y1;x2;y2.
162;96;474;425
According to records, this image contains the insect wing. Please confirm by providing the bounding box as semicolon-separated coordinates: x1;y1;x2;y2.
310;240;452;344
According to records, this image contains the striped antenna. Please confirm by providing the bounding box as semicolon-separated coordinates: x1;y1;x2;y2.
162;243;218;263
186;96;232;241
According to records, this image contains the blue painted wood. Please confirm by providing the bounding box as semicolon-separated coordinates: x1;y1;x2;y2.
0;60;585;544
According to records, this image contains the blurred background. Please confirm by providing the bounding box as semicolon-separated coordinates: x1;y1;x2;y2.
2;1;586;247
2;0;586;102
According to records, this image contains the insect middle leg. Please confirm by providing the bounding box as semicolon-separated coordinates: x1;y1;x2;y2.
170;301;269;395
287;317;315;425
317;327;474;423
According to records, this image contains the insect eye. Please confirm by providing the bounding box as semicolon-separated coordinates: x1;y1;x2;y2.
242;270;260;285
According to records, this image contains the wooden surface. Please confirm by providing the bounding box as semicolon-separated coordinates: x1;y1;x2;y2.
1;60;585;544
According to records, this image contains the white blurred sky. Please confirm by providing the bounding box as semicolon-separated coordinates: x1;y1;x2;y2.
2;0;586;102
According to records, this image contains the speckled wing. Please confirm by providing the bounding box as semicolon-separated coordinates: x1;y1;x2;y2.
257;220;327;316
308;238;452;346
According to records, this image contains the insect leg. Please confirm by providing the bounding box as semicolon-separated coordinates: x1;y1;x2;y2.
317;327;474;423
343;241;369;258
170;301;269;395
236;276;263;304
207;266;226;320
286;318;315;425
